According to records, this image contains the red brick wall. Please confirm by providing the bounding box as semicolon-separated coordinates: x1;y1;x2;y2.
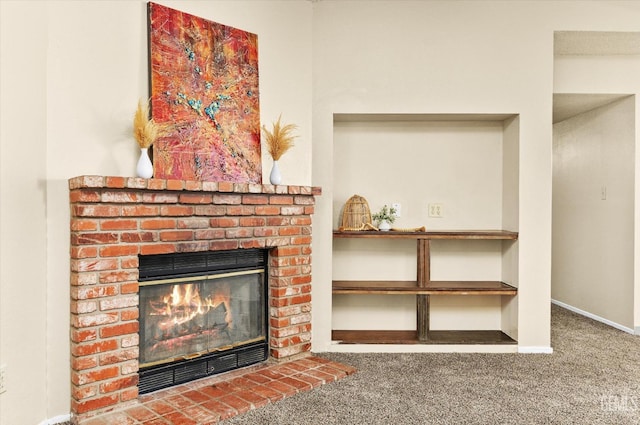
68;175;321;418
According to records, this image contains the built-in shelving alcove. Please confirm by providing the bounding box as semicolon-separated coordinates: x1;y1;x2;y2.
331;113;520;350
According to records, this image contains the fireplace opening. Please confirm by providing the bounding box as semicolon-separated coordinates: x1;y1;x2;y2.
138;249;269;394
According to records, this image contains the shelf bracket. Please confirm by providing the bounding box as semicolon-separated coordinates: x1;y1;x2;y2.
417;239;430;341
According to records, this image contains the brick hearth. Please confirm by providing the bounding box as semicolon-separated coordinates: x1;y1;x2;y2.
80;356;355;425
68;175;323;423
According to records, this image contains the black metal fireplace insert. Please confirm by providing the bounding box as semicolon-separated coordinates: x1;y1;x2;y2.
137;248;269;394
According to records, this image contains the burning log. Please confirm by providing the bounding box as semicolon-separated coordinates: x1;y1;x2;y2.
140;276;259;366
208;302;229;330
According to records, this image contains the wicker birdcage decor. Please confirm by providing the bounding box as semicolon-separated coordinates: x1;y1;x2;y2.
339;194;374;231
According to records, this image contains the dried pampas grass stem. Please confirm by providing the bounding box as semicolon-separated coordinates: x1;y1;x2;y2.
263;115;297;161
133;99;160;149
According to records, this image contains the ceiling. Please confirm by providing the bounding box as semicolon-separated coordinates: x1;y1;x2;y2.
553;94;632;124
553;31;639;123
554;31;640;56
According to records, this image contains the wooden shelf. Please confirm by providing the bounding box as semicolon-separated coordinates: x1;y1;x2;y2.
331;330;516;345
426;330;516;345
332;229;518;345
333;280;517;295
333;230;518;240
332;330;418;344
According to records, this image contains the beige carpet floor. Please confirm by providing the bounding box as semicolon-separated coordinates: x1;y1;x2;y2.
223;304;640;424
59;304;640;424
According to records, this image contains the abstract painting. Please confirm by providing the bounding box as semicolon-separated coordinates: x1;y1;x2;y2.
148;2;261;182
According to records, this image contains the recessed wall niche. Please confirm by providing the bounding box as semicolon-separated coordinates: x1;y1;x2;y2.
331;113;519;345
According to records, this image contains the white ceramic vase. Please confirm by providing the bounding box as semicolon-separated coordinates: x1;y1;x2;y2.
269;160;282;185
137;148;153;179
378;220;391;231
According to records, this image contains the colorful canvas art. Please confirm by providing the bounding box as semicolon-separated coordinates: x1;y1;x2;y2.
148;3;261;182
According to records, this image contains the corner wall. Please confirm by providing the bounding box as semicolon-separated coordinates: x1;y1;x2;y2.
0;2;48;424
312;0;558;353
552;97;636;329
310;0;640;354
0;1;312;423
553;42;640;332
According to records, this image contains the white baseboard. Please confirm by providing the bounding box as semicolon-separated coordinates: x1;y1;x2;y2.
552;299;636;335
329;342;518;353
518;346;553;354
39;414;71;425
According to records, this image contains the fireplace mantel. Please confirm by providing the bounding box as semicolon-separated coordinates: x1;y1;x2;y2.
69;175;321;199
68;175;321;421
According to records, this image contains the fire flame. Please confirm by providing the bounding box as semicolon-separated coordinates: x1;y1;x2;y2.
151;283;232;331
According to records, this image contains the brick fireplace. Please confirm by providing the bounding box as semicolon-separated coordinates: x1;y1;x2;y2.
68;175;321;421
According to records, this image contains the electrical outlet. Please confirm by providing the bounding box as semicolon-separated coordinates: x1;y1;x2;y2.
392;203;401;218
0;364;6;394
428;203;443;218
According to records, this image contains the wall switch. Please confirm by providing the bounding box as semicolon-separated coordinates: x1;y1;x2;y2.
601;186;607;200
428;203;443;218
0;364;6;394
392;203;401;217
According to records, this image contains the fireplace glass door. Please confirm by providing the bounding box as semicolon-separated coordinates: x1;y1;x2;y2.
139;270;265;367
138;249;268;393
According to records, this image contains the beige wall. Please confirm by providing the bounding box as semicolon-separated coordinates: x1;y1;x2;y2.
0;1;312;423
0;2;49;424
553;52;640;331
553;97;635;329
313;2;552;349
331;119;509;332
1;0;639;423
310;0;639;356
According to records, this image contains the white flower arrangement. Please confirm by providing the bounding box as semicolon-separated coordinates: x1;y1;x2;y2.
372;204;397;225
